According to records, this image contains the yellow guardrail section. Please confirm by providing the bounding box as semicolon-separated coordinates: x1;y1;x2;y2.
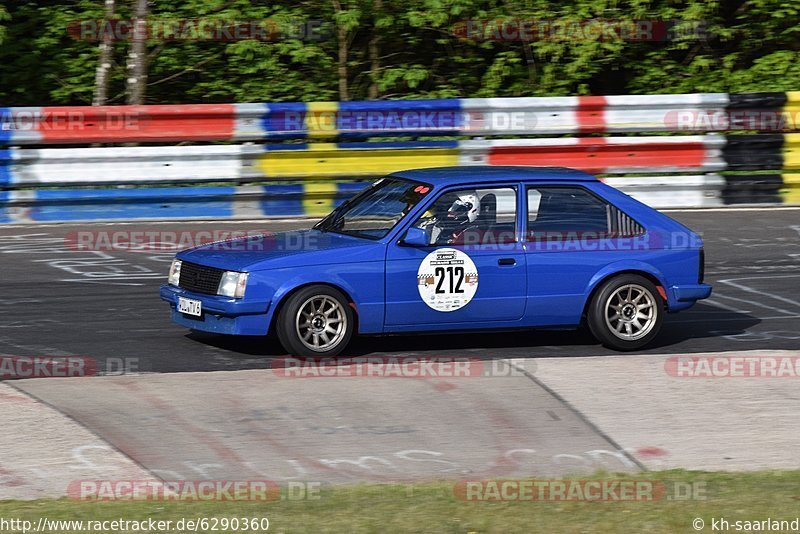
782;133;800;170
781;173;800;203
255;143;460;178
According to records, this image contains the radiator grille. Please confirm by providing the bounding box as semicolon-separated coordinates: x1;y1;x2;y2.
179;261;224;295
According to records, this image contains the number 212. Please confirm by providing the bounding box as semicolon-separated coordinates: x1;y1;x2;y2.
434;266;465;294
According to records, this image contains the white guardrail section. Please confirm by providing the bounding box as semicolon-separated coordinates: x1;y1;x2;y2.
459;93;731;135
8;145;245;186
604;175;726;208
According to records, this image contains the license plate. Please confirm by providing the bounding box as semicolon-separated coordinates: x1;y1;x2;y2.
178;297;202;317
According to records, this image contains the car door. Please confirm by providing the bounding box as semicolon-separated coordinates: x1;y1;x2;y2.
384;184;527;328
522;185;646;326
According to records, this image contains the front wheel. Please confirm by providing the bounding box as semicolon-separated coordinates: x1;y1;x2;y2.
586;274;664;351
275;285;354;357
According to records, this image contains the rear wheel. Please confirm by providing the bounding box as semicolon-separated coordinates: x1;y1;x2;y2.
276;285;354;357
587;274;664;351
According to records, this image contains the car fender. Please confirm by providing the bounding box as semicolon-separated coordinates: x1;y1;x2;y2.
261;267;379;334
584;260;669;302
273;272;360;308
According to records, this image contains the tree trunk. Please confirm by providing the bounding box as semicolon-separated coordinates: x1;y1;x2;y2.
367;0;382;99
332;0;349;101
125;0;148;105
92;0;115;105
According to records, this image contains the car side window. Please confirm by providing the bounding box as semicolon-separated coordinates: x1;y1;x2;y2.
527;186;643;240
412;187;517;246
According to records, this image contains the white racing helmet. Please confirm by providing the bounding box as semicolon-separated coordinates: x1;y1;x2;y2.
447;191;480;224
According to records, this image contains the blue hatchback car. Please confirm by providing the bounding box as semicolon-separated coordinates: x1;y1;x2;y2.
160;166;711;356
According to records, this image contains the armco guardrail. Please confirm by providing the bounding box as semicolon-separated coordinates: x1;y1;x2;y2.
3;174;797;224
2;92;799;143
1;92;799;223
0;178;720;224
5;135;800;186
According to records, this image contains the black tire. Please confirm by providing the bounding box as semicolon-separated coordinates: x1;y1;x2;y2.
586;274;664;351
275;285;354;357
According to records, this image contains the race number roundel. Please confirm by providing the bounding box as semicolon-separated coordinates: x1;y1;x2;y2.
417;248;479;312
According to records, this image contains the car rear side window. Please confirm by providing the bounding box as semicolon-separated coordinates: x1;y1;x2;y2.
527;186;644;240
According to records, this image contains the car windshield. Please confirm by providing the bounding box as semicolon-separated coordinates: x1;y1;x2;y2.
314;177;431;239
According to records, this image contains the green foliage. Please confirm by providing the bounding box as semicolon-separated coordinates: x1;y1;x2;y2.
0;0;798;105
0;6;8;45
3;470;800;533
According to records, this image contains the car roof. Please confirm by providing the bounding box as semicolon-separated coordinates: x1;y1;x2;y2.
391;166;598;185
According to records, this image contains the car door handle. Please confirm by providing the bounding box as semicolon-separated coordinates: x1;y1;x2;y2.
498;258;516;266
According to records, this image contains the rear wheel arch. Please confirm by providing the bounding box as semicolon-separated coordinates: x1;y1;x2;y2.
584;272;666;350
582;269;667;321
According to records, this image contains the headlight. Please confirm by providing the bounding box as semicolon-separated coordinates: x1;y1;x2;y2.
168;259;182;286
218;271;248;298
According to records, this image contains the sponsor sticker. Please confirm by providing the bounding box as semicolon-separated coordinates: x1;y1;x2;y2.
417;248;478;312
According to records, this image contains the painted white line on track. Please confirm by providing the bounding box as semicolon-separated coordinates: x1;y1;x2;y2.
662;206;800;213
2;206;800;228
671;315;800;323
711;293;796;316
0;218;322;230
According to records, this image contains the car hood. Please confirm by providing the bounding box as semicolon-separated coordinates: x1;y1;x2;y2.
175;229;382;271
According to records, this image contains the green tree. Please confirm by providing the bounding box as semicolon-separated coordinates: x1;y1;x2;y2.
0;0;798;106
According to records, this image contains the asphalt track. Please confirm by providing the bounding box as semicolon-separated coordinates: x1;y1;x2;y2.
1;208;799;495
0;209;798;371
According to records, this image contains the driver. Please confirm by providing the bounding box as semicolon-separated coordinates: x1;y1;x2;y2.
415;190;481;245
444;190;481;244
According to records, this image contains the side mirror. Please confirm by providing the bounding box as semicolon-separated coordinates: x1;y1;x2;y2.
401;226;429;246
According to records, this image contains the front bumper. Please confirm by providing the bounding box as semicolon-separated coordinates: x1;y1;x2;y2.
160;284;271;335
668;283;713;311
